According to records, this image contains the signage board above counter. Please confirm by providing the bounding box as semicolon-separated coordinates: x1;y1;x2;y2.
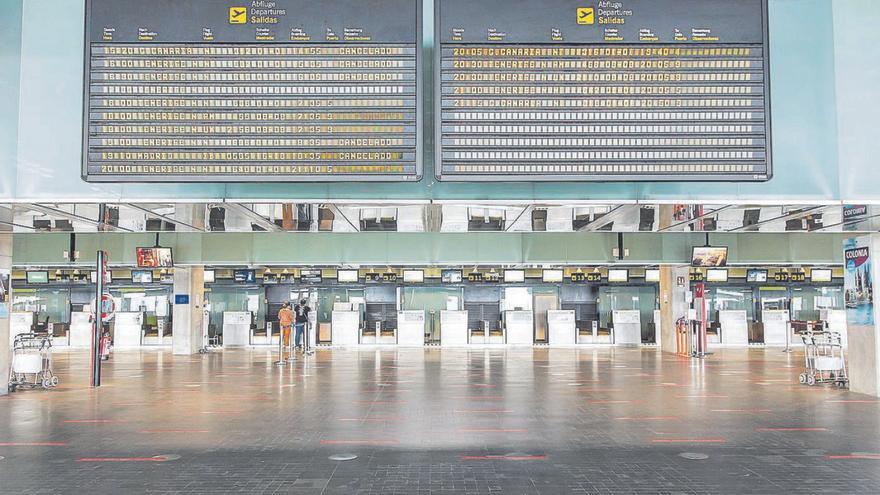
82;0;422;182
435;0;771;182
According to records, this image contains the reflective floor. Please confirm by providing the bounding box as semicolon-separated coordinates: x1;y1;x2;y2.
1;346;880;494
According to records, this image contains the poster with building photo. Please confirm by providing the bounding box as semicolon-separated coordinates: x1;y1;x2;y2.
844;237;874;325
0;269;9;318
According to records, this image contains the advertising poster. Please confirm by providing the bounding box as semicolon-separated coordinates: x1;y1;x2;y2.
844;237;874;325
0;269;9;318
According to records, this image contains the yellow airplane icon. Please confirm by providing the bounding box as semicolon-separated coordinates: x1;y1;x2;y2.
577;7;595;25
229;7;247;24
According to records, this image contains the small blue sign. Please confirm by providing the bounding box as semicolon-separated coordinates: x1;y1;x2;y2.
175;294;190;305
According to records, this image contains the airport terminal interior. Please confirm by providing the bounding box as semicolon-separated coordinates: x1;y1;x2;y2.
1;0;880;493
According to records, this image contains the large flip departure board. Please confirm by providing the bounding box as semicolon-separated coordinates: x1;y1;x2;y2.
83;0;421;182
436;0;771;182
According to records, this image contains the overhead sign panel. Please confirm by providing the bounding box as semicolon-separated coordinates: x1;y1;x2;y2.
436;0;771;182
83;0;422;182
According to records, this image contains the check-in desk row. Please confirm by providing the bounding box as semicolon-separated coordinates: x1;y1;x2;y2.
327;309;646;346
9;310;170;348
708;309;847;346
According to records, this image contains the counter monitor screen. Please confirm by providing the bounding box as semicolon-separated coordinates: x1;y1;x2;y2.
131;270;153;284
337;269;359;283
436;0;771;182
706;269;728;282
542;269;564;283
608;269;629;283
811;269;833;283
504;270;525;283
136;247;173;268
83;0;422;182
233;269;255;283
442;269;462;283
403;270;424;283
645;269;661;282
692;246;728;267
300;270;322;284
747;268;768;282
27;271;49;284
203;270;215;284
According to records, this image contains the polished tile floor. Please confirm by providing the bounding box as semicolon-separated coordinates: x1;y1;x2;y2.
1;346;879;494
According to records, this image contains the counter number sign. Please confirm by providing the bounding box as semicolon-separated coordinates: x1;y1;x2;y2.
229;7;247;24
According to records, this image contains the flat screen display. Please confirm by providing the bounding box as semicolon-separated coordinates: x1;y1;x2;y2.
608;269;629;282
27;271;49;284
337;270;359;283
692;246;729;267
203;270;215;284
131;270;153;283
233;269;256;283
747;268;768;282
706;269;729;282
504;270;525;283
436;0;771;182
542;269;564;283
442;269;462;283
645;269;661;282
811;269;833;283
136;247;173;268
83;0;422;182
403;270;424;283
300;269;322;284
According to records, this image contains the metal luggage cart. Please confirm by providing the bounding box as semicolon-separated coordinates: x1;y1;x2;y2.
8;333;59;392
799;330;848;388
199;324;222;354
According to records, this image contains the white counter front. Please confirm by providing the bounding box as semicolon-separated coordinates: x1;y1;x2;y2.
506;311;534;345
548;310;576;345
331;311;360;346
69;312;93;348
612;310;641;345
10;311;33;345
719;310;749;345
440;310;468;345
397;310;425;346
763;310;790;345
222;311;251;347
114;312;143;348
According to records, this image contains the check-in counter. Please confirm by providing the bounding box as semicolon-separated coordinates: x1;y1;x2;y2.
222;311;251;347
10;311;33;345
397;310;425;346
763;310;790;345
612;310;641;345
824;309;848;348
719;310;749;345
331;311;360;346
548;310;576;345
362;321;397;345
506;310;534;345
114;312;143;348
440;310;468;345
69;312;93;348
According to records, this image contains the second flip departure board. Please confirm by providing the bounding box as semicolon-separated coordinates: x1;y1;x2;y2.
83;0;421;182
436;0;771;182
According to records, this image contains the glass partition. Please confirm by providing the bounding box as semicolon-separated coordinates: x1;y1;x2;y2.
12;288;70;338
598;286;658;343
207;285;266;332
401;287;463;343
791;286;844;321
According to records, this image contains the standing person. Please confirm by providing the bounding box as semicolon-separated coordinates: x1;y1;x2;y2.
278;303;294;359
294;298;311;354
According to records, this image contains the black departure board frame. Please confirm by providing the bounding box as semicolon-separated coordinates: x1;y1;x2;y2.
82;0;422;183
435;0;772;182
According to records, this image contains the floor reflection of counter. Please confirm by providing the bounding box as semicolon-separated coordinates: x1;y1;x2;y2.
331;310;360;346
114;312;143;348
69;312;92;348
440;310;468;345
397;310;425;346
548;310;576;345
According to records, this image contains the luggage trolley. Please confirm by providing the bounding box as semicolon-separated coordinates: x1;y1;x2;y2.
8;333;59;392
799;330;848;388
